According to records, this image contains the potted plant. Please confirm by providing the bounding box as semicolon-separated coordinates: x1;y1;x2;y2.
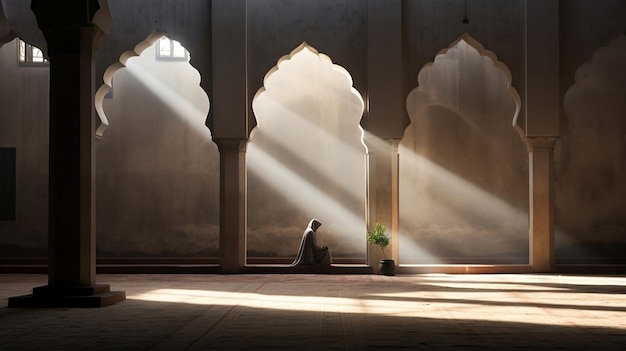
367;222;395;276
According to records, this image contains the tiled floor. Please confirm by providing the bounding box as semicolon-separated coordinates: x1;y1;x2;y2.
1;273;625;350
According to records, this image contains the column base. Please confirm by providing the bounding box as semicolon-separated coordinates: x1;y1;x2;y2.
8;284;126;308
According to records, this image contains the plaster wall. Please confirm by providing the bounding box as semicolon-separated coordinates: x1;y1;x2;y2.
96;0;212;101
0;38;48;257
402;0;525;110
554;0;626;263
247;45;367;260
1;0;626;265
401;38;528;264
96;41;219;257
247;0;367;132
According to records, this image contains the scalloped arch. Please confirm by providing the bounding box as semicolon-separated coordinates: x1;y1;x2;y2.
556;34;626;248
247;41;368;258
405;33;523;140
95;29;163;138
95;29;209;139
563;34;626;118
251;41;365;143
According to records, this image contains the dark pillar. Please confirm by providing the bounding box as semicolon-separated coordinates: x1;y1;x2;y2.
365;0;404;271
211;0;249;273
8;0;124;308
215;139;248;273
524;0;560;272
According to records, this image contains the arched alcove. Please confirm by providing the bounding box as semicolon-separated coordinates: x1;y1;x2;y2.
248;42;367;263
556;35;626;264
401;34;527;265
96;33;219;259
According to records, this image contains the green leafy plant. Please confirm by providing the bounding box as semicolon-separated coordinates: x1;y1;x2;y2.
367;223;390;258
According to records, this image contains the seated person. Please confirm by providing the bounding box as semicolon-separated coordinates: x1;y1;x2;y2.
292;219;332;266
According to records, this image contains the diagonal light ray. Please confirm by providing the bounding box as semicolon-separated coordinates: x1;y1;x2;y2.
125;60;211;141
130;273;626;328
248;143;366;253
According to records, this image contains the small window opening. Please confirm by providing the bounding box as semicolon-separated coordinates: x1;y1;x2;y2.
0;147;16;221
156;37;189;61
18;40;48;66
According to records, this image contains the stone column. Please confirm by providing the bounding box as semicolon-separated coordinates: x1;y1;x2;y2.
366;138;400;273
211;0;249;273
9;1;124;307
365;0;404;272
523;0;559;272
215;139;247;273
527;137;557;272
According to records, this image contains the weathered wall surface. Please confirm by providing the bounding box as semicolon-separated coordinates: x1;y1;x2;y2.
1;0;625;265
402;0;525;106
246;1;368;259
247;0;367;129
555;0;626;262
401;38;528;264
97;0;212;102
400;1;527;263
247;45;366;259
0;38;48;257
97;41;219;257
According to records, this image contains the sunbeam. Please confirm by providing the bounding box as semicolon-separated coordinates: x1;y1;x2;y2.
96;36;220;258
247;143;366;255
130;273;626;329
124;59;211;141
401;34;528;264
398;146;528;264
247;43;367;260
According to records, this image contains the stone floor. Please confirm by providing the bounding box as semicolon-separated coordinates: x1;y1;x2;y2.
1;273;625;350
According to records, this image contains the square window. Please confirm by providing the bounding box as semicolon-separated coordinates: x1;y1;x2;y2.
17;39;48;66
156;37;189;61
0;148;16;221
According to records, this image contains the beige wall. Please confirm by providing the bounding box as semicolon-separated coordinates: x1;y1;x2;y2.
97;40;219;257
554;0;626;263
401;37;528;264
0;1;625;264
0;38;48;257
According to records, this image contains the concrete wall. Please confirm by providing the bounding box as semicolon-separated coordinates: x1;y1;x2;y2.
0;0;625;265
555;0;626;263
0;38;48;257
247;0;367;132
247;44;367;259
96;40;219;257
245;1;368;259
0;35;220;258
402;0;525;107
401;37;528;264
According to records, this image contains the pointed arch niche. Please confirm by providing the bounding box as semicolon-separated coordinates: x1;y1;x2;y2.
556;35;626;264
248;43;367;263
95;32;220;259
401;34;527;265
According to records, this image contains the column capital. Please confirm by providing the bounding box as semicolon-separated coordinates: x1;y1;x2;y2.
214;138;249;154
363;134;401;155
525;136;558;151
